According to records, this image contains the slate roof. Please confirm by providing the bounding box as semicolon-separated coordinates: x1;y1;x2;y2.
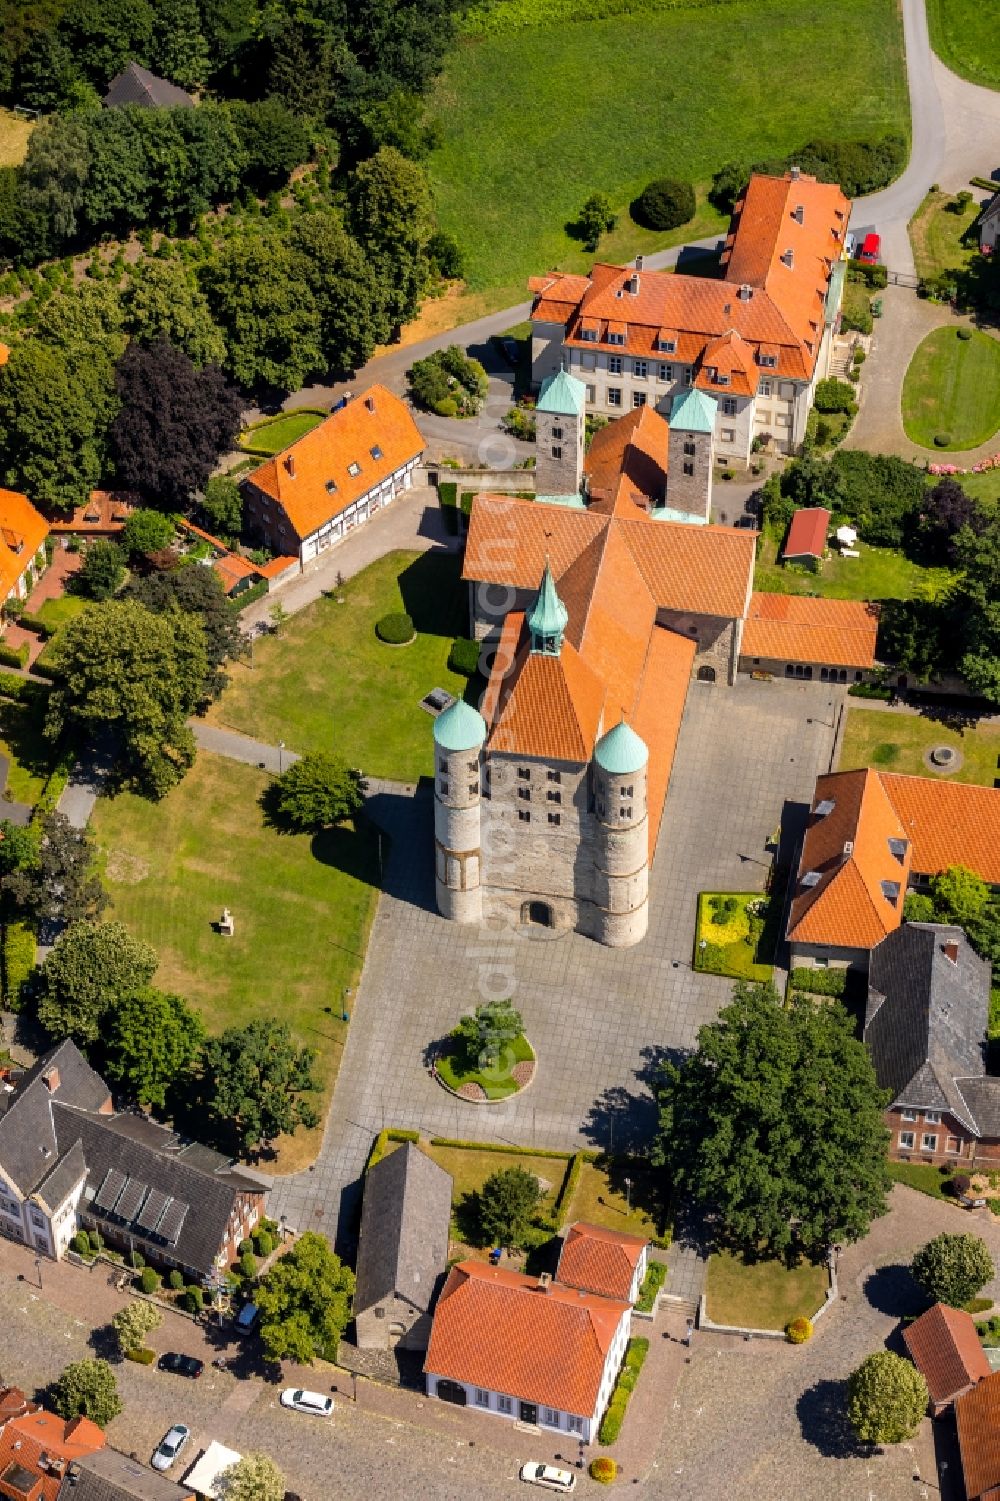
103;63;194;109
0;1041;110;1196
61;1448;196;1501
354;1142;453;1316
35;1139;88;1214
866;923;992;1133
903;1303;990;1407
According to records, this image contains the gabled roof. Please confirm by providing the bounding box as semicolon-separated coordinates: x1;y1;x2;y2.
49;492;135;536
0;1410;104;1501
694;330;758;398
354;1142;452;1317
557;1222;648;1302
102;62;193;109
866;924;990;1133
424;1261;630;1417
957;1370;1000;1500
62;1448;196;1501
0;488;48;601
0;1041;110;1196
742;592;878;669
782;507;830;560
584;405;667;506
487;615;606;763
904;1303;991;1408
879;774;1000;885
244;387;424;542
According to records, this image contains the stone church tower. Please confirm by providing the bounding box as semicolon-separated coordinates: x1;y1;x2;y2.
591;721;650;947
534;369;586;497
433;698;487;923
665;388;717;521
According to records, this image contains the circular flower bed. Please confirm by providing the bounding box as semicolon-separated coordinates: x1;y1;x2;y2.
434;1033;536;1103
375;611;416;645
590;1456;618;1484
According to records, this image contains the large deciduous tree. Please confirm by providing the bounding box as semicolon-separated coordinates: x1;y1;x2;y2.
254;1231;354;1364
847;1351;927;1444
652;981;891;1260
6;809;107;929
476;1166;542;1249
50;1359;122;1429
0;338;117;513
348;147;434;329
202;231;323;393
45;598;208;796
111;1300;162;1356
104;987;205;1109
911;1233;995;1309
202;1019;319;1155
266;752;367;834
124;260;227;369
110;339;242;508
217;1454;285;1501
289;210;389;375
126;563;240;699
38;920;158;1045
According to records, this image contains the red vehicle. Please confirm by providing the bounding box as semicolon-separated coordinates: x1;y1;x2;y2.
859;232;881;265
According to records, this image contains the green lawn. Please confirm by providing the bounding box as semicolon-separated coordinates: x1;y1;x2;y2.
694;891;774;982
839;706;1000;787
706;1250;829;1329
207;550;469;782
435;1032;535;1100
240;409;327;457
563;1159;665;1242
0;108;34;168
90;752;380;1172
926;0;1000;89
0;694;60;805
958;468;1000;506
909;190;981;283
754;526;951;602
428;0;907;303
888;1161;960;1200
34;594;89;632
902;326;1000;452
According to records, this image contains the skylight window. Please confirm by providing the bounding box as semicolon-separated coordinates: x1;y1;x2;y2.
814;799;835;817
347;462;361;477
881;880;901;904
370;445;383;460
325;479;337;493
800;871;821;888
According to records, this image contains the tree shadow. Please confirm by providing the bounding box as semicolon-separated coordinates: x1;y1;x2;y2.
862;1262;928;1319
86;1323;122;1362
582;1083;658;1158
396;551;466;639
796;1377;869;1459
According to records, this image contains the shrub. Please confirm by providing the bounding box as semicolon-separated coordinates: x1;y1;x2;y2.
168;1270;184;1291
237;1238;253;1256
853;349;866;366
448;637;481;676
958;327;973;341
948;1174;973;1199
590;1457;618;1484
433;397;458;418
636;1259;667;1313
252;1229;274;1258
789;966;847;997
849;681;892;700
71;1231;90;1255
0;639;29;669
375;612;415;645
502;406;537;442
126;1347;156;1365
912;1232;995;1307
841;300;873;336
934;434;951;448
786;1316;814;1344
140;1267;160;1294
632;177;695;231
17;612;55;639
814;378;858;415
88;1231;103;1252
128;1250;145;1269
183;1285;204;1314
239;1250;257;1280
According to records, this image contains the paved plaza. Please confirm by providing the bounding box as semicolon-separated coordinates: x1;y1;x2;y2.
269;677;843;1251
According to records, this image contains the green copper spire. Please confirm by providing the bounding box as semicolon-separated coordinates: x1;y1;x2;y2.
527;562;568;655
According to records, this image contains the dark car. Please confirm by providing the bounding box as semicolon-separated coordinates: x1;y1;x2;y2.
157;1352;204;1379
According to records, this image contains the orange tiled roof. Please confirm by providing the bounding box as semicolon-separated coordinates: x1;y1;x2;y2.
0;343;8;367
532;173;850;385
880;774;1000;885
957;1371;1000;1500
0;1409;104;1501
694;330;758;398
787;769;911;949
259;554;298;579
245;386;424;541
488;617;606;762
213;553;258;593
584;405;668;506
424;1260;630;1417
632;625;696;855
743;593;878;669
903;1303;990;1407
0;489;48;602
557;1222;648;1302
49;491;135;535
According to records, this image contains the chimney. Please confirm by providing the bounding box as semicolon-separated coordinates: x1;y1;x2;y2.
737;283;752;301
790;164;801;181
792;203;804;224
42;1067;59;1093
284;455;295;478
627;273;639;295
537;1272;552;1291
364;394;375;413
842;840;854;858
780;248;794;269
635;254;644;272
943;940;959;965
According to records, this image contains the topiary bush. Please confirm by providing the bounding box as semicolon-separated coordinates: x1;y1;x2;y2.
140;1267;160;1294
934;434;951;447
957;327;972;341
448;637;481;676
237;1238;253;1256
183;1286;204;1314
168;1270;184;1291
785;1316;814;1344
375;612;415;645
239;1250;257;1280
252;1229;273;1258
71;1231;90;1256
590;1457;618;1484
632;178;695;231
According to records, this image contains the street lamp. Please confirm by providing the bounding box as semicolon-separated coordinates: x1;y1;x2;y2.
278;740;285;774
623;1176;632;1211
34;1256;43;1291
342;987;352;1023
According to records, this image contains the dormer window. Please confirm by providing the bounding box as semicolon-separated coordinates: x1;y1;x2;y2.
579;328;598;342
758;353;777;369
881;880;901;905
657;337;676;354
713;372;729;386
607;331;625;346
347;462;361;477
887;837;907;862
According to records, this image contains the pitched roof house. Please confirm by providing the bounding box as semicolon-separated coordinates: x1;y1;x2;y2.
103;63;194;109
0;1040;267;1278
956;1370;1000;1499
788;770;1000;965
781;506;830;565
0;1408;105;1501
57;1449;195;1501
903;1303;991;1415
424;1261;632;1444
0;488;49;606
354;1142;452;1352
740;593;878;677
242;388;425;567
556;1222;649;1304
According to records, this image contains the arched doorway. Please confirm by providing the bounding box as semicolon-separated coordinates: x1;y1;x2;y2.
521;900;553;928
697;665;716;683
436;1380;467;1406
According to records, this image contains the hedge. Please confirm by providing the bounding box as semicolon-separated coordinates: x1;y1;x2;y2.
367;1126;421;1172
16;612;54;640
437;481;460;535
375;611;415;644
789;966;847;997
448;637;481;676
635;1259;667;1313
598;1338;649;1444
235;578;270;612
0;641;28;669
28;658;61;681
429;1135;573;1159
848;259;888;289
140;1267;160;1294
1;921;36;1009
848;681;892;700
551;1148;598;1225
126;1348;156;1365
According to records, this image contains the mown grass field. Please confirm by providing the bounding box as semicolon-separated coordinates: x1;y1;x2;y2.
909;189;981;282
428;0;908;306
839;706;1000;787
207;550;469;783
754;527;951;602
902;326;1000;452
926;0;1000;90
90;752;380;1172
706;1250;829;1329
240;409;326;457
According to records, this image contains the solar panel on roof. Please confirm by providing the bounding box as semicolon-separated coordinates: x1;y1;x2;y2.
135;1187;170;1232
93;1168;127;1212
116;1177;148;1223
157;1198;189;1245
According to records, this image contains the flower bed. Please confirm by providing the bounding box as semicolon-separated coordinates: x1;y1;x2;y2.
694;892;774;981
928;451;1000;476
434;1032;536;1102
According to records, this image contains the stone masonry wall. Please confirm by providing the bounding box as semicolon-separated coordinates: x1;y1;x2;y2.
665;428;713;519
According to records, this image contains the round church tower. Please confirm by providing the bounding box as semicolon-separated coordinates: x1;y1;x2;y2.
591;720;650;947
433;698;487;923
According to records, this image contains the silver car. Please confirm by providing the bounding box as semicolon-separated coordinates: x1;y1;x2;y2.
519;1462;577;1492
280;1388;334;1417
151;1424;190;1472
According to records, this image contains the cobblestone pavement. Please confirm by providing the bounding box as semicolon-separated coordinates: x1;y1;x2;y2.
656;1184;1000;1501
268;678;842;1250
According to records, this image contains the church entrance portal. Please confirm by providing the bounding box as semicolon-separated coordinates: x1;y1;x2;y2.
697;665;716;683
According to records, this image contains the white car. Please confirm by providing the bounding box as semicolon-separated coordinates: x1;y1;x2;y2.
519;1462;577;1492
844;231;857;259
151;1424;190;1472
280;1388;334;1417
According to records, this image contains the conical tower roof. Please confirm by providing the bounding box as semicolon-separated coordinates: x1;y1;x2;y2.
527;563;568;654
594;719;648;774
433;697;487;751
